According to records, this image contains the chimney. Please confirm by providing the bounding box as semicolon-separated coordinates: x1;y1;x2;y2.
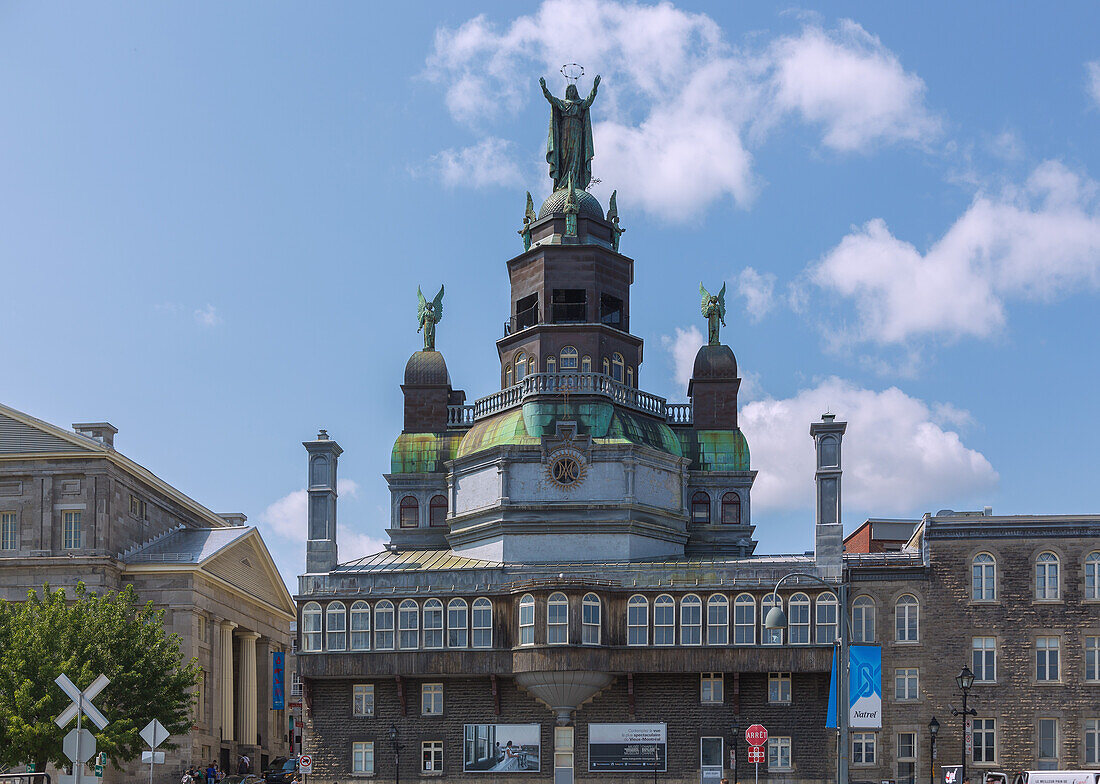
304;429;343;574
810;412;846;578
218;513;248;527
73;422;118;449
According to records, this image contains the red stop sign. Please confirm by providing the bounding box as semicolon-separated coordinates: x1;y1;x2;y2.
745;724;768;746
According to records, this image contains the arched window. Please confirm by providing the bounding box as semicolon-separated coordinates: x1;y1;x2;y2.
852;596;875;643
472;598;493;648
1036;552;1060;600
972;553;996;601
515;352;528;382
446;599;468;648
350;600;370;650
374;600;394;650
691;492;711;525
762;594;782;645
820;435;839;467
895;595;919;642
399;496;419;528
398;599;419;649
788;593;810;644
1086;551;1100;600
602;357;610;375
721;492;741;525
627;595;648;646
302;602;322;652
528;355;536;375
707;595;729;645
326;601;346;651
546;356;556;373
734;594;756;645
582;593;601;645
581;355;592;373
518;594;535;646
547;592;568;645
429;495;448;527
560;346;579;370
680;594;702;646
626;367;634;387
505;365;514;387
654;595;675;646
611;352;625;382
815;593;838;644
423;599;444;649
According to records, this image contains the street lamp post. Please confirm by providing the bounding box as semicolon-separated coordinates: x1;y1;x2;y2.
764;572;849;784
951;667;977;784
390;723;401;784
928;716;939;784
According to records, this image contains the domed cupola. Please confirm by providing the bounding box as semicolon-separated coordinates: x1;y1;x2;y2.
539;187;604;220
689;344;738;387
404;350;450;387
687;342;741;430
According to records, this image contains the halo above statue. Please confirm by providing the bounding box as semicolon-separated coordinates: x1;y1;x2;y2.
560;63;584;83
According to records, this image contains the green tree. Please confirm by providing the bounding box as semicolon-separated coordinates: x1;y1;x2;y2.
0;582;199;771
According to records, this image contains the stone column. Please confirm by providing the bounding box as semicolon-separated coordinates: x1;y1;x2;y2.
219;621;238;741
237;631;260;747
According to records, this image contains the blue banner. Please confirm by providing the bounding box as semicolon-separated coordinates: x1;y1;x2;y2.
272;651;285;710
826;648;838;729
848;645;881;728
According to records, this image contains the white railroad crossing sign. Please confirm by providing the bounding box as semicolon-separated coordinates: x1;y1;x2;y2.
64;728;97;764
55;674;110;731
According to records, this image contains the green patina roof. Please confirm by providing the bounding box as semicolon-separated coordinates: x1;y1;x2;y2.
457;401;682;459
678;428;751;472
391;431;464;474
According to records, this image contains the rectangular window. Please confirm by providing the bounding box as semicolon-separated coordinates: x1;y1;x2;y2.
422;683;443;716
551;289;586;323
1038;718;1058;766
1085;719;1099;766
352;741;375;774
972;637;997;682
195;669;206;724
897;733;916;784
700;673;723;704
701;736;723;769
973;718;995;763
514;293;538;331
707;598;729;645
816;598;838;644
767;737;792;770
129;495;147;520
353;684;375;717
0;512;16;550
853;733;877;765
196;614;206;642
627;599;647;646
768;672;791;704
894;668;918;701
599;293;624;327
421;741;443;773
653;599;675;646
734;598;755;645
1086;636;1100;682
62;510;82;549
1037;637;1060;681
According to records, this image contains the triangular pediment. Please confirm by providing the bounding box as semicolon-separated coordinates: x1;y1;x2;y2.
0;405;102;455
201;530;295;617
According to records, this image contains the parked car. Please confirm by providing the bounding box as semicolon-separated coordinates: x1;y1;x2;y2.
263;757;299;784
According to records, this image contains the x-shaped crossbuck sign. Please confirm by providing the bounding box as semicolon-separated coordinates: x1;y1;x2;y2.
54;673;110;730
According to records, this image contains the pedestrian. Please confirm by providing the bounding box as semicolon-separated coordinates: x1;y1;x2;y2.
206;762;217;783
193;766;206;784
238;755;251;775
181;767;193;784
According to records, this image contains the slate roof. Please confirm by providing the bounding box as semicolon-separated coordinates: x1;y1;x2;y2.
124;526;253;563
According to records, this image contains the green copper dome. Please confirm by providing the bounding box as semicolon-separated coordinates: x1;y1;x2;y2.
391;431;464;474
539;188;604;220
457;401;681;459
678;428;751;472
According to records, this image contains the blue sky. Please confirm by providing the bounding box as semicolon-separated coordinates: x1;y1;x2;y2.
2;2;1099;590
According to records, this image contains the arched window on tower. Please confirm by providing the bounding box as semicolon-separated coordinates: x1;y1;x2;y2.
546;356;556;373
528;355;536;375
581;355;592;373
721;492;741;525
429;495;448;527
602;357;610;375
399;496;419;528
515;352;528;382
691;492;711;525
627;367;634;387
611;353;625;383
505;364;514;387
560;346;579;370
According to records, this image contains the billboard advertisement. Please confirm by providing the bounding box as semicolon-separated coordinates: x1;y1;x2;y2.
588;723;666;772
272;651;285;710
849;645;882;728
463;724;541;772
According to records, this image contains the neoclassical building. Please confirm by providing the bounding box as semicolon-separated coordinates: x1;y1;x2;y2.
294;80;1100;784
0;402;295;781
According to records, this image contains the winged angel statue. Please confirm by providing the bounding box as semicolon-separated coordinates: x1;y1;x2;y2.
700;282;726;345
417;284;445;351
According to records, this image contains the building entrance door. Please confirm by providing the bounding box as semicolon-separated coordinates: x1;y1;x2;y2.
701;736;724;782
554;726;574;784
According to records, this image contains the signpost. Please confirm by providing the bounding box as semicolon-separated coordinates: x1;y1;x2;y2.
54;673;110;784
745;724;768;784
140;719;169;784
299;753;313;784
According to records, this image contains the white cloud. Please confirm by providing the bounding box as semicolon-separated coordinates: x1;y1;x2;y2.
737;267;777;321
260;479;361;540
810;160;1100;345
429;137;524;189
768;21;939;151
741;377;997;514
660;325;704;391
1087;61;1100;109
427;2;937;221
194;304;222;327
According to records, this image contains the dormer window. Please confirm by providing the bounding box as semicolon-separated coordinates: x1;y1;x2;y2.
721;492;741;525
429;495;448;527
560;346;579;370
691;492;711;525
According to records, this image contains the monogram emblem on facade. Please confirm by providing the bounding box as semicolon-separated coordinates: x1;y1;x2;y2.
546;447;587;489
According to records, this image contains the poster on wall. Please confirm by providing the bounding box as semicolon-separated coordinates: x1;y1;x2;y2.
588;723;667;772
271;651;285;710
463;724;541;772
849;645;882;728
